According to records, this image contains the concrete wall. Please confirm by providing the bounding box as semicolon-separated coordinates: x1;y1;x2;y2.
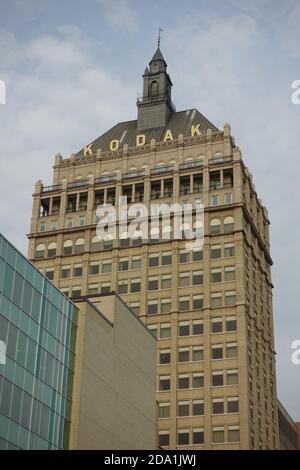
70;295;157;450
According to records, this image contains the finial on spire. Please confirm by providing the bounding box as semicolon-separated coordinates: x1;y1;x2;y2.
158;27;163;48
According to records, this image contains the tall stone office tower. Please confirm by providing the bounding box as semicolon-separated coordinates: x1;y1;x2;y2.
28;47;280;449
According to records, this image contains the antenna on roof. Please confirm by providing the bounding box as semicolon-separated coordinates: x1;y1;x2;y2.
158;28;163;48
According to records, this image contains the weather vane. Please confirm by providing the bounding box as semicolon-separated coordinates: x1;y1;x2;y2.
158;28;163;48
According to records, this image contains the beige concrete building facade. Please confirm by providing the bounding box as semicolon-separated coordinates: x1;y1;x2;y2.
28;47;280;449
70;294;157;450
278;401;299;450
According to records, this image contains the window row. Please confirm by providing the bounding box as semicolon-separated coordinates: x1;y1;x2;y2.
148;321;203;339
147;295;204;315
159;342;238;364
158;425;240;447
159;369;239;391
159;397;239;419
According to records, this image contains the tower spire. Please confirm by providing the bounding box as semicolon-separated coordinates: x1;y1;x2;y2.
158;27;163;48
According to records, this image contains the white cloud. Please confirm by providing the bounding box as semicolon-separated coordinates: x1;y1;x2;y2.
0;25;136;252
95;0;139;33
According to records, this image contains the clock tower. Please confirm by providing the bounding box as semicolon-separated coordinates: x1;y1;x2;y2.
137;47;175;131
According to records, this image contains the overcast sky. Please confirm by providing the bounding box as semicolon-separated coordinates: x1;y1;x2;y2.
0;0;299;419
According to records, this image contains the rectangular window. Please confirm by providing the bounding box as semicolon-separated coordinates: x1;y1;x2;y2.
130;302;140;315
101;282;111;293
131;279;141;293
159;376;170;391
161;299;171;313
228;426;240;442
192;250;203;261
159;403;170;419
224;243;235;257
212;344;223;359
225;267;235;281
148;301;158;315
211;268;222;283
45;269;54;281
158;432;169;447
102;261;112;273
193;428;204;445
161;275;172;289
178;401;189;417
211;195;219;206
178;348;190;363
131;256;141;270
225;193;233;204
119;258;129;271
226;316;237;331
179;250;189;263
211;245;221;259
71;287;81;298
118;281;128;294
162;252;172;265
212;372;223;387
160;349;171;364
192;320;203;335
61;266;71;279
226;343;238;358
193;400;204;416
178;430;189;446
213;427;225;443
149;254;159;267
211;318;223;333
160;323;171;338
179;296;190;311
193;271;203;285
179;273;189;287
227;370;238;385
192;373;204;388
192;347;204;361
148;276;159;290
211;293;222;307
193;295;203;309
225;291;236;306
212;399;224;414
228;398;239;413
88;284;98;295
178;374;189;389
90;263;99;275
73;265;83;277
178;321;189;337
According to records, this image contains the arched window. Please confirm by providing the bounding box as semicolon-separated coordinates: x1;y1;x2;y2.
91;235;101;252
75;238;85;254
36;244;45;259
162;225;172;240
63;240;73;256
213;152;223;163
224;216;234;233
129;166;137;176
150;80;159;96
47;242;57;258
210;218;221;235
150;226;160;242
185;157;194;168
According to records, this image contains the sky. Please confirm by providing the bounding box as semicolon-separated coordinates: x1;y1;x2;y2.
0;0;300;420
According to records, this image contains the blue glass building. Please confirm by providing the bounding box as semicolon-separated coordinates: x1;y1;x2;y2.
0;234;78;449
